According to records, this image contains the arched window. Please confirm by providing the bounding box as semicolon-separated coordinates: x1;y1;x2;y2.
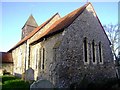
92;40;95;63
83;37;88;63
41;47;45;70
99;42;103;64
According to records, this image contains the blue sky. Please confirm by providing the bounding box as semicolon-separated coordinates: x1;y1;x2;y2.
0;2;118;52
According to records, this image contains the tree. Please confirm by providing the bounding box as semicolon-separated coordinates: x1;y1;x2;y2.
103;24;120;60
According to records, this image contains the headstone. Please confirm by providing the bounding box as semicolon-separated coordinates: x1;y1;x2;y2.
25;68;34;81
30;79;54;90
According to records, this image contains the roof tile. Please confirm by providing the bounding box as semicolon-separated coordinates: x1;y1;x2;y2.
8;2;110;51
1;52;13;63
31;2;89;43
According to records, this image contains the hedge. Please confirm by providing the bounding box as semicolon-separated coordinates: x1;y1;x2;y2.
0;75;20;84
2;79;30;90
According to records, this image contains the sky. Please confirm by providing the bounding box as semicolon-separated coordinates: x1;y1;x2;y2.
0;1;119;52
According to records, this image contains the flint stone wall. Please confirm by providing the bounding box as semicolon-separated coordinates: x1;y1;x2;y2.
53;4;116;88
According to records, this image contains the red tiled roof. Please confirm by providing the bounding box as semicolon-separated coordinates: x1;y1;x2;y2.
8;2;111;52
1;52;13;63
31;2;89;43
8;13;60;52
32;2;111;45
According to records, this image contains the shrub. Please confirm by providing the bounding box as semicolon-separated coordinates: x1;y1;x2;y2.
2;79;30;90
1;75;20;84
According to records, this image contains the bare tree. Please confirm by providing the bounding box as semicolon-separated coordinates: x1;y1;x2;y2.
103;24;120;60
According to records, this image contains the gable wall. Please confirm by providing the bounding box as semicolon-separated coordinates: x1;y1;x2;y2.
54;4;116;88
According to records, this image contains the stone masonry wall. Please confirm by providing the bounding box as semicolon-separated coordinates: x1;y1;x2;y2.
11;14;60;78
25;14;61;80
12;43;26;77
2;63;13;75
29;32;63;82
53;4;116;88
22;25;37;39
11;4;116;88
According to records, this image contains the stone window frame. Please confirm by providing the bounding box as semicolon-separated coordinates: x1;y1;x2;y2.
83;37;89;65
92;40;97;64
98;42;103;64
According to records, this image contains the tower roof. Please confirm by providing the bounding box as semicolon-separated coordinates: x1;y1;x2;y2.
22;14;38;29
8;13;60;52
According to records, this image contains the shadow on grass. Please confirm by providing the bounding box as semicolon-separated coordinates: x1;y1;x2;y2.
70;78;120;90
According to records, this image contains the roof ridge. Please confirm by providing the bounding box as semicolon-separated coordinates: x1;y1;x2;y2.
31;3;90;43
57;2;90;22
25;12;60;39
8;3;92;52
8;13;60;52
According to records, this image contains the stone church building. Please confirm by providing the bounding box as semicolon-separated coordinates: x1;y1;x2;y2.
8;2;116;88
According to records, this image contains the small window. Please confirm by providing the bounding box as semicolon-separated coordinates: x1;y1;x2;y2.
28;47;31;68
99;42;103;64
83;37;89;64
92;40;95;63
41;48;45;70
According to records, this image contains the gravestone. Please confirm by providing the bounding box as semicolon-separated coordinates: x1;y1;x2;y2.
30;79;54;90
25;68;34;81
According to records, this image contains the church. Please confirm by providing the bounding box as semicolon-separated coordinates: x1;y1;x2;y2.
7;2;116;88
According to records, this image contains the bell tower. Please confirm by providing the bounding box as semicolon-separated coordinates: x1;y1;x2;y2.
21;15;38;39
